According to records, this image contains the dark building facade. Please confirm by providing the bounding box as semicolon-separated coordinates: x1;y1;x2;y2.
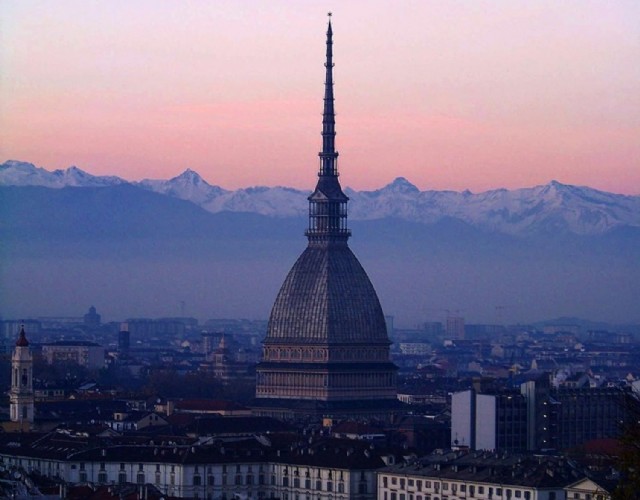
454;378;629;452
254;18;398;421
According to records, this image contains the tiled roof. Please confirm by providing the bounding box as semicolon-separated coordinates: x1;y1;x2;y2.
381;450;588;489
174;399;249;412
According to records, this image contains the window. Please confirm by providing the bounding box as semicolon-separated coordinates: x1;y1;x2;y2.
119;472;127;484
316;480;322;491
401;479;406;488
208;475;215;486
194;475;202;486
98;472;108;483
79;471;87;482
383;477;389;488
138;472;146;485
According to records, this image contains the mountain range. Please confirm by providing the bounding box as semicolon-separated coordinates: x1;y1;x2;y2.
2;160;639;236
1;160;639;326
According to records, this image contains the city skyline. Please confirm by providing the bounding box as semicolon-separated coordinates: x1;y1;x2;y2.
2;1;639;194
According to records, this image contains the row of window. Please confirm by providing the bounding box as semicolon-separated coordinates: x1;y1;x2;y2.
382;477;533;500
282;477;346;492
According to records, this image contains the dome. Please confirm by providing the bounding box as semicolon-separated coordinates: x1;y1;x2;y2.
266;242;389;345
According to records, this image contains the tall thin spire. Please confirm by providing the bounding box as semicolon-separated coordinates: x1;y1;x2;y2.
306;14;350;242
320;13;338;175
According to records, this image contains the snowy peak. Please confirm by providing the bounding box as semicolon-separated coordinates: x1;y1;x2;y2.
2;160;639;236
171;168;208;186
383;177;420;194
0;160;126;187
137;168;229;206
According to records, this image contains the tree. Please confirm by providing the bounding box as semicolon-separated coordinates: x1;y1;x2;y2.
614;388;640;499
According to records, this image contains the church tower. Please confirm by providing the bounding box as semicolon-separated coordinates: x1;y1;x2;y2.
254;16;398;421
10;326;35;425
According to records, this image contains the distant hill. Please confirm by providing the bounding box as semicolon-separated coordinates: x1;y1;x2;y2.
3;160;639;236
1;160;639;326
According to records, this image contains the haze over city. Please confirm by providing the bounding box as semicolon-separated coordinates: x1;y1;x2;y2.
1;2;640;327
1;1;639;194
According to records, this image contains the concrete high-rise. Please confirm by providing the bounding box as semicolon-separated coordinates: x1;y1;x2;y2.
254;17;398;422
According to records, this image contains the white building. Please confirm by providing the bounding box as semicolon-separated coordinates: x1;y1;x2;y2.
0;433;395;500
377;450;592;500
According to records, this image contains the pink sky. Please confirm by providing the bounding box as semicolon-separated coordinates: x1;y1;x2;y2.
1;1;639;193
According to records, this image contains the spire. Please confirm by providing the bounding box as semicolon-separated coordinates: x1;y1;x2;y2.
319;13;338;175
16;325;29;347
306;15;350;243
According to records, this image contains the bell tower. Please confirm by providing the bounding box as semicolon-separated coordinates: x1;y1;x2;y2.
10;325;34;425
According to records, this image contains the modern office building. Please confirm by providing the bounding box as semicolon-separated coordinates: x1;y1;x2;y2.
453;378;628;452
451;389;528;452
41;340;105;370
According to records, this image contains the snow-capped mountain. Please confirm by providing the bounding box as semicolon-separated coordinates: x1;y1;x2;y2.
138;169;229;206
347;178;640;235
0;160;126;188
137;170;308;217
2;160;639;235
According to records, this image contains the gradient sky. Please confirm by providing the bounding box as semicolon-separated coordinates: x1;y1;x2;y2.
1;1;639;193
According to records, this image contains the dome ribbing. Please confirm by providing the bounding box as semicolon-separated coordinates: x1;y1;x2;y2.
267;243;389;344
